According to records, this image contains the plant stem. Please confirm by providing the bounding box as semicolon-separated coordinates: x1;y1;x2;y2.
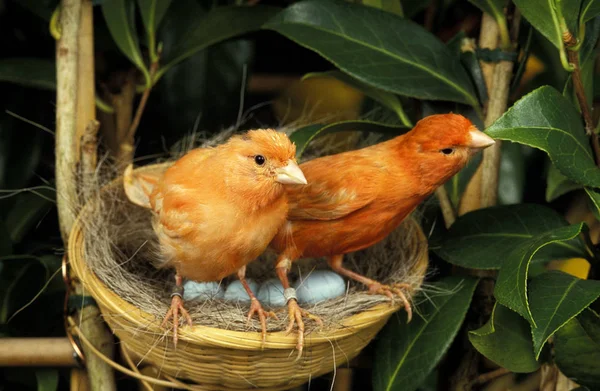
55;0;81;243
435;187;456;228
119;53;161;167
563;32;600;165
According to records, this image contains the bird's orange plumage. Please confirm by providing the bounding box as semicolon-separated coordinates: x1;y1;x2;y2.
124;128;307;345
269;114;495;355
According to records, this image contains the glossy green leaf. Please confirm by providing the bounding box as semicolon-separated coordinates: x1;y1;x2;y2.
102;0;149;79
495;223;587;326
137;0;172;34
0;58;55;90
546;163;582;201
265;0;479;106
486;86;600;188
581;0;600;24
362;0;404;16
469;303;540;373
158;5;279;79
555;309;600;389
290;120;409;159
373;277;478;391
512;0;565;50
303;71;412;126
35;369;58;391
433;204;586;269
529;271;600;358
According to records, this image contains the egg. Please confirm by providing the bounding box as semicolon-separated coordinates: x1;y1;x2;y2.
182;280;224;301
224;279;259;303
257;279;286;307
293;270;346;304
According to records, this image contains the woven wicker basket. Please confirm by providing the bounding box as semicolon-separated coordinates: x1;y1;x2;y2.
68;164;429;391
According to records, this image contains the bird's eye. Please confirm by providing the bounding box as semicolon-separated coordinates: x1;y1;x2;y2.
254;155;266;165
440;148;454;155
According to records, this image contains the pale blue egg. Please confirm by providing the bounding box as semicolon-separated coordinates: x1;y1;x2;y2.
182;280;224;301
224;279;259;303
257;279;286;307
293;270;346;304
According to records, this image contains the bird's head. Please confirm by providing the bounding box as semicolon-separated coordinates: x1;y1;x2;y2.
226;129;307;191
405;113;495;187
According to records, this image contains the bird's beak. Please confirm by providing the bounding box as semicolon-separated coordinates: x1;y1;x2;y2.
276;160;307;185
468;129;495;149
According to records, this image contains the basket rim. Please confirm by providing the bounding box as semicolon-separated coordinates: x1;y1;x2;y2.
68;164;429;350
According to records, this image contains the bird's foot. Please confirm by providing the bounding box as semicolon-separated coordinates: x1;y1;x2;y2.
246;298;278;347
160;294;193;348
367;282;413;322
285;298;323;361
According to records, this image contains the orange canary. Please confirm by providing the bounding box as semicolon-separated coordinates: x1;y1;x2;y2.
269;114;495;355
124;129;307;346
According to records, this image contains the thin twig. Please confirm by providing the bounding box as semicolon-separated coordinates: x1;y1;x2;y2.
564;32;600;166
435;187;456;228
127;53;161;142
474;367;511;385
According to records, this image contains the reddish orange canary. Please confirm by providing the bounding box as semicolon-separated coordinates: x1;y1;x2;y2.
124;129;307;346
269;114;495;355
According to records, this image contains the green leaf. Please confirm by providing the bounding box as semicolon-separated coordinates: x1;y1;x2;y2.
102;0;149;81
546;162;582;202
529;271;600;358
35;369;58;391
433;204;586;269
585;187;600;221
486;86;600;188
158;5;280;80
555;309;600;389
513;0;565;50
495;223;587;326
0;58;56;90
137;0;172;34
362;0;404;16
581;0;600;24
373;277;478;391
265;0;479;106
290;120;409;159
303;71;412;126
469;303;540;373
402;0;432;18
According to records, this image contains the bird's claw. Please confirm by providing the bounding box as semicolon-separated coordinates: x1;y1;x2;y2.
160;294;193;348
368;282;413;322
285;299;323;361
246;298;278;348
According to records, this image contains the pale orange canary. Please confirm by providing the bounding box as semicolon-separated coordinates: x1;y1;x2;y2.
124;129;307;346
269;114;495;356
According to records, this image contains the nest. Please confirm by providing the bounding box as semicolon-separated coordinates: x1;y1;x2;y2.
68;127;430;390
82;170;426;333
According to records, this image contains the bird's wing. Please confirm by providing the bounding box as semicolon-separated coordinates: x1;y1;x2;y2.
286;153;382;221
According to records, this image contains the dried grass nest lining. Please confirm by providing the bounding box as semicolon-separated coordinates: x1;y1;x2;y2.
83;169;427;334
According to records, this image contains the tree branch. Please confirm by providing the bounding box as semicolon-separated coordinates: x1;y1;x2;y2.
55;0;82;242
